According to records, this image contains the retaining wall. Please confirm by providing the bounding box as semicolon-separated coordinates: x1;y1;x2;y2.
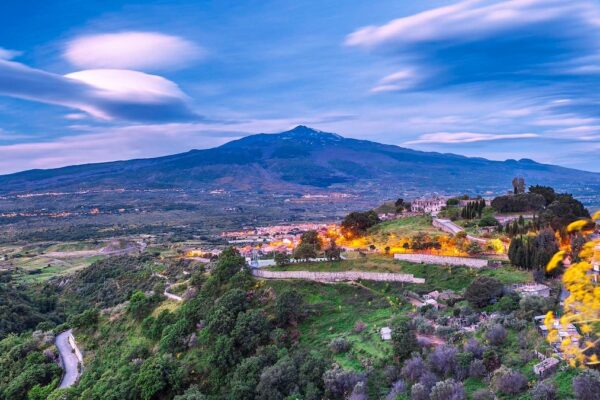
252;269;425;283
394;253;488;268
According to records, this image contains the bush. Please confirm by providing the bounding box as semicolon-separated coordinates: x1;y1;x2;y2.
385;380;406;400
323;368;364;399
401;355;427;382
391;317;418;361
485;324;507;346
472;389;495;400
329;338;351;354
428;345;458;378
531;380;557;400
469;359;487;378
410;383;429;400
493;367;528;395
464;277;504;308
429;379;466;400
573;369;600;400
464;338;484;359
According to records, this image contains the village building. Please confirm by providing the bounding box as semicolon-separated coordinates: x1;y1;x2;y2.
411;197;447;215
380;327;392;341
513;283;551;298
533;357;560;378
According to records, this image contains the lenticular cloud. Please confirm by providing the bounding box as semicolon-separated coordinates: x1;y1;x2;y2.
64;31;204;71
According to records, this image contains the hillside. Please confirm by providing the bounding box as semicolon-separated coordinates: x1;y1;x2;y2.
0;126;598;196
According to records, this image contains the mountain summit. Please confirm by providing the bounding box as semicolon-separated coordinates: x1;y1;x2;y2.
0;126;598;195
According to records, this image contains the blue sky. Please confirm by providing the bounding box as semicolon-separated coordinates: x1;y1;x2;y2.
0;0;599;173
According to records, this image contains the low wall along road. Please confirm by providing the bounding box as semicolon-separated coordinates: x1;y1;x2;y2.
393;253;488;269
252;269;425;283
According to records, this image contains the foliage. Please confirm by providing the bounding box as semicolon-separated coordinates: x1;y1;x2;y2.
491;192;546;213
391;317;418;361
273;252;290;266
572;369;600;400
485;324;507;346
429;379;465;400
275;289;304;326
464;276;504;308
341;210;380;238
530;380;557;400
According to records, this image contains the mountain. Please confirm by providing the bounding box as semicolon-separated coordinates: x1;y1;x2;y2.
0;125;598;196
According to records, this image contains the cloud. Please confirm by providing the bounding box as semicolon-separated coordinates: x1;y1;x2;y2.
64;32;204;71
405;132;539;145
346;0;600;91
0;60;197;121
0;47;21;60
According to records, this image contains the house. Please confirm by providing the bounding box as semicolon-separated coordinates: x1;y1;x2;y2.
380;327;392;341
513;283;551;298
411;197;447;215
533;357;559;378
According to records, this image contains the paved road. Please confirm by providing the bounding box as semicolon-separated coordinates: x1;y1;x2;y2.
433;218;487;244
56;329;82;389
151;273;183;301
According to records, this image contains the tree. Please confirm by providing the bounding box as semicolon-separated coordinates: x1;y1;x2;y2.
530;380;557;400
293;242;317;261
299;230;322;251
325;239;342;261
391;317;418;361
274;252;290;266
493;366;527;395
466;242;483;255
529;185;557;206
213;247;247;284
573;369;600;400
464;277;504;308
275;290;304;326
341;210;380;238
485;324;507;346
395;198;405;213
127;291;154;320
429;379;466;400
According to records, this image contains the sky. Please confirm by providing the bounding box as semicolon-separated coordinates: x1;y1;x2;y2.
0;0;600;173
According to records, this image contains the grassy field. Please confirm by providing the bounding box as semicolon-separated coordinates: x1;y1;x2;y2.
268;255;532;293
265;279;402;371
369;215;441;237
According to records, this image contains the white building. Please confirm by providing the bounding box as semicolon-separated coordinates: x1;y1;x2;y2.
380;327;392;341
513;283;551;298
411;197;447;215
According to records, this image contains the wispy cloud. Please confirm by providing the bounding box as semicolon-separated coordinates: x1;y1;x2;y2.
0;47;21;60
346;0;600;91
64;31;204;71
405;132;539;145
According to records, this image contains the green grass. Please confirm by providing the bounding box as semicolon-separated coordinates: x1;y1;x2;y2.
265;279;404;370
369;215;440;237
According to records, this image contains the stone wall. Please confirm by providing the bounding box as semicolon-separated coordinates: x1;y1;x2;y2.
68;333;84;366
252;269;425;283
393;253;488;269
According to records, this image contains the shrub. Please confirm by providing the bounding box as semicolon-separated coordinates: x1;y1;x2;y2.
465;338;484;359
485;324;507;346
428;345;458;378
385;380;406;400
493;366;528;395
329;338;351;354
401;355;427;382
353;320;366;333
464;277;504;308
573;369;600;400
410;383;429;400
391;317;418;361
429;379;466;400
531;380;557;400
323;368;364;399
469;359;487;378
472;389;495;400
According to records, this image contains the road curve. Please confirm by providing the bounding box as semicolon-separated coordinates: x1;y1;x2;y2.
56;329;83;389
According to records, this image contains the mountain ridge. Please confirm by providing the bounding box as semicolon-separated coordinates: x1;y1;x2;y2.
0;125;597;195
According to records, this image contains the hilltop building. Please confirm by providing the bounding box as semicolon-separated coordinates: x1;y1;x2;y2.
411;197;447;215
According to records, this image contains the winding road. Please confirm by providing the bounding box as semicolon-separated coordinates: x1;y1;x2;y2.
56;329;83;389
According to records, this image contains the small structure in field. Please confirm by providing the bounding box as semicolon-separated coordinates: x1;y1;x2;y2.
380;327;392;341
513;283;551;298
533;357;560;378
